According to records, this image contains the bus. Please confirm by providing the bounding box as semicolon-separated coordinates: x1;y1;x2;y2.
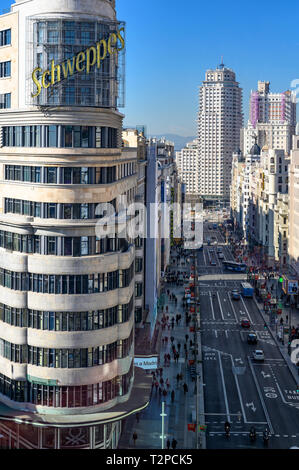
240;282;254;298
222;261;247;272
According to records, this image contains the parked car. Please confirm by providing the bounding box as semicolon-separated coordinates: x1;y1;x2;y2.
210;260;216;266
218;253;224;259
252;349;264;361
247;333;258;345
241;318;251;328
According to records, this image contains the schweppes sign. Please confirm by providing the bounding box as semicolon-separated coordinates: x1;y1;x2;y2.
31;27;125;98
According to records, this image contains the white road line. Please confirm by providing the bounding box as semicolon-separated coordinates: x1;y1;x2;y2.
209;292;215;321
217;291;225;321
247;357;274;435
203;247;207;266
215;330;218;338
218;351;230;422
228;293;238;323
225;330;228;339
230;355;247;424
240;296;253;324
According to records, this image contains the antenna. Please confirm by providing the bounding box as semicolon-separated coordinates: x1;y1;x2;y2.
219;56;225;69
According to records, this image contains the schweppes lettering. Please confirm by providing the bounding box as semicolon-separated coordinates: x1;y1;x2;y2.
31;27;125;98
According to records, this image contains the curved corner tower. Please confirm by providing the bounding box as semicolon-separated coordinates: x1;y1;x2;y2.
0;0;150;449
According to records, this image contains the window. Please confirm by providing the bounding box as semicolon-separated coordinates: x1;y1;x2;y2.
0;60;11;77
0;29;11;47
0;93;11;109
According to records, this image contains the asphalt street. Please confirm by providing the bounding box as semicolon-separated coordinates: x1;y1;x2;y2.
200;223;299;449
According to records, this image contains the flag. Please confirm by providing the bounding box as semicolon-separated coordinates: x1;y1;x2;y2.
188;423;196;432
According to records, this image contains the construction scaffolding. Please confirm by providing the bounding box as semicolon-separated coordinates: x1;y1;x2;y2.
26;17;125;109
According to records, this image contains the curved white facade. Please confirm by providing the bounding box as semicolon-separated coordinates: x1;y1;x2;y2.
0;0;144;450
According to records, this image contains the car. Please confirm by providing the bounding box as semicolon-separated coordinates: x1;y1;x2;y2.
210;261;216;266
231;290;241;300
241;318;250;328
217;247;222;253
209;249;214;253
247;333;258;345
252;349;264;361
218;253;224;259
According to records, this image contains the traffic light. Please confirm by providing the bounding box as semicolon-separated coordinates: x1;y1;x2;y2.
279;277;283;283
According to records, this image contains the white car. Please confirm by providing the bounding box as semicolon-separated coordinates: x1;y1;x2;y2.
253;350;264;362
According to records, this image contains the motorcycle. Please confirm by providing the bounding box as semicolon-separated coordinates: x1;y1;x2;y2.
249;430;256;443
224;424;230;438
263;431;270;446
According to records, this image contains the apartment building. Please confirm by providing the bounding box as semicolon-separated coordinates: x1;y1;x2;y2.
0;0;151;450
198;62;243;201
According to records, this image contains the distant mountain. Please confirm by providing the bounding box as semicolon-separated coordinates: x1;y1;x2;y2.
150;134;196;152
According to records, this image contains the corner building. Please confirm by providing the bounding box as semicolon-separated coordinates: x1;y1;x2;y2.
0;0;151;449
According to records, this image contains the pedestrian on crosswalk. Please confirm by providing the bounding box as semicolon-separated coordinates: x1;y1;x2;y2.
183;383;188;394
170;336;174;344
171;390;175;402
176;373;180;386
166;439;170;450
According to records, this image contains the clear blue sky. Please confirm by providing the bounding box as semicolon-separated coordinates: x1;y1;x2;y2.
1;0;298;136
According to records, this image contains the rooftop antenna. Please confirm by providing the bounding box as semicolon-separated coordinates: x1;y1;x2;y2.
219;56;225;68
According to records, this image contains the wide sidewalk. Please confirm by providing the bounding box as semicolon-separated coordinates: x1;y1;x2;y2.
118;251;199;449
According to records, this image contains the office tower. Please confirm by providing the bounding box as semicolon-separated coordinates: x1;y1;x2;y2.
242;81;296;155
198;61;243;202
0;0;151;449
176;140;199;195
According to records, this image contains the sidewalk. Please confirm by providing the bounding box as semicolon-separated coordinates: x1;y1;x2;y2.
118;249;201;449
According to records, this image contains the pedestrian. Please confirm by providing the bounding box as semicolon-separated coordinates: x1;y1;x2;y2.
133;432;138;446
160;377;164;386
185;350;188;360
171;438;178;450
163;389;167;398
184;343;187;351
170;336;174;344
171;390;175;402
183;383;188;394
164;353;167;365
176;373;180;385
155;381;159;392
166;378;170;389
166;439;171;450
167;353;171;364
165;336;168;345
177;343;181;351
190;339;193;348
162;337;165;347
159;387;162;396
136;413;140;423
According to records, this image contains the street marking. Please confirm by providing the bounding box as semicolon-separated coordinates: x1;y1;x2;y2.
240;296;253;324
217;291;225;321
225;330;228;339
209;292;216;321
247;357;274;434
218;351;230;422
261;371;271;379
228;293;238;323
215;330;218;338
246;402;257;412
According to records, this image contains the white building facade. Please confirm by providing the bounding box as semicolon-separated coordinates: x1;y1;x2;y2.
0;0;151;450
198;62;243;201
175;139;198;194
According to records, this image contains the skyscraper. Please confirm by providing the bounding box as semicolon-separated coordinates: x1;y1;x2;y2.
242;81;296;155
0;0;150;449
197;62;243;202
